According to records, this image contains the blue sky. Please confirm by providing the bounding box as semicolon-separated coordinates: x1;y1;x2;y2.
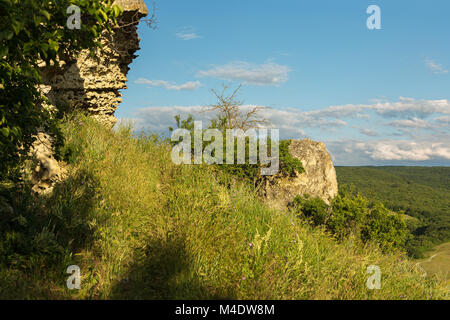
117;0;450;165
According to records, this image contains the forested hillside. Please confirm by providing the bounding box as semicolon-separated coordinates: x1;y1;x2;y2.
336;167;450;258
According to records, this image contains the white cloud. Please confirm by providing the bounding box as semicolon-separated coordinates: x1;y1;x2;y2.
122;106;209;133
326;138;450;165
359;128;378;137
135;78;202;91
122;97;450;138
388;117;434;129
197;61;291;86
435;115;450;124
425;58;449;74
356;140;450;161
118;97;450;165
304;97;450;120
371;97;450;118
175;27;200;40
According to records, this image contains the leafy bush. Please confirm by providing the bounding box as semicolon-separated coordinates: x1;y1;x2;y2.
291;195;329;226
292;190;409;252
361;203;410;251
328;191;368;239
168;114;303;186
279;140;304;176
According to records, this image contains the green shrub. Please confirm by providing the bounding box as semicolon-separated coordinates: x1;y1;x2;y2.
168;114;303;186
361;203;409;251
292;191;410;252
328;192;368;239
279;139;304;176
291;195;329;226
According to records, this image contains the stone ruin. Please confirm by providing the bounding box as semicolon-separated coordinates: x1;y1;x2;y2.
32;0;149;194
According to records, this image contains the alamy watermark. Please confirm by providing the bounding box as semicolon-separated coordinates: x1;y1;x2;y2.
170;121;280;176
66;5;81;30
66;265;81;290
366;265;381;290
367;5;381;30
65;4;381;31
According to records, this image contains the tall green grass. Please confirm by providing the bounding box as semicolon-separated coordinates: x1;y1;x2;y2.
0;114;448;299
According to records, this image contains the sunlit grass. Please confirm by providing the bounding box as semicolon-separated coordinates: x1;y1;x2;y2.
1;113;447;299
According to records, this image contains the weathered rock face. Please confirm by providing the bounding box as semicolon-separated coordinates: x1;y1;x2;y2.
29;132;67;195
261;139;338;209
41;0;148;128
31;1;148;194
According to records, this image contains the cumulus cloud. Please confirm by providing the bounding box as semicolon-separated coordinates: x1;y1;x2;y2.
135;78;202;91
122;97;449;138
435;115;450;124
388;117;435;129
258;107;346;138
303;97;450;120
425;58;448;74
197;61;291;86
351;140;450;161
175;27;200;40
371;97;450;118
326;139;450;165
122;106;209;133
119;97;450;165
359;128;378;137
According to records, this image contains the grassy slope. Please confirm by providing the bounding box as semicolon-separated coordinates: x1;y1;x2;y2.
1;115;448;299
417;243;450;281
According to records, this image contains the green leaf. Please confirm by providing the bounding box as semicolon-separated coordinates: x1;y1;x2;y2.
48;40;59;52
40;9;51;21
0;45;8;57
0;30;13;41
1;127;9;137
113;5;122;17
23;42;33;54
98;9;108;22
11;20;22;35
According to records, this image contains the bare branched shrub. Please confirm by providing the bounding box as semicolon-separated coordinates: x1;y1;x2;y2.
117;1;158;30
203;84;270;131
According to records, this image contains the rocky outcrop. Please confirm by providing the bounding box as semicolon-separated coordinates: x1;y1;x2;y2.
29;132;67;195
261;139;338;209
41;0;148;128
31;0;148;194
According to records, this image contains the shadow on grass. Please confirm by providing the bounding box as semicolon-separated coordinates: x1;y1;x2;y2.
0;169;101;298
111;234;237;300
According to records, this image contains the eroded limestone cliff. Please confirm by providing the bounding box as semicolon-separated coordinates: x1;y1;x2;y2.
41;0;149;128
31;0;148;194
